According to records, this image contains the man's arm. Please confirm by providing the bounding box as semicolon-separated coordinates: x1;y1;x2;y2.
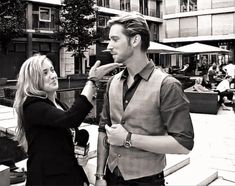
105;77;194;155
131;134;190;154
105;124;190;154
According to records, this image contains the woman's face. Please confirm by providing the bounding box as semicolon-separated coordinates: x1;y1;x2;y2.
41;58;58;93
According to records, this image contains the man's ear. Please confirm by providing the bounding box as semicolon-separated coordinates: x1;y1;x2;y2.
131;34;141;47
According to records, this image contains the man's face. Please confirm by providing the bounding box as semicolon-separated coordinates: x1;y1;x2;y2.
107;24;134;64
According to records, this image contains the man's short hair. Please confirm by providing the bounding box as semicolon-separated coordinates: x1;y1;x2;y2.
225;75;232;79
107;12;150;52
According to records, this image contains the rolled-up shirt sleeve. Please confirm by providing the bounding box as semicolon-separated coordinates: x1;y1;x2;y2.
160;77;194;150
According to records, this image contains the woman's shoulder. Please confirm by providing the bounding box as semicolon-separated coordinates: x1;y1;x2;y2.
23;96;51;109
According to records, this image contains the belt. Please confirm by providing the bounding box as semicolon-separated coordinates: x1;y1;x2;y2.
112;167;164;180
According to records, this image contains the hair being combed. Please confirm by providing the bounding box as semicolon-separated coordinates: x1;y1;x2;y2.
13;54;48;151
107;12;150;52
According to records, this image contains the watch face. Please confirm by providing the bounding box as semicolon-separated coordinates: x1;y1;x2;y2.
124;141;132;148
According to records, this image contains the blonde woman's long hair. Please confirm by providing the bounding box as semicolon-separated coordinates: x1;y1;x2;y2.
14;54;49;151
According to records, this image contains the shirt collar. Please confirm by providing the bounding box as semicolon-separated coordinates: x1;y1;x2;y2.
120;61;155;81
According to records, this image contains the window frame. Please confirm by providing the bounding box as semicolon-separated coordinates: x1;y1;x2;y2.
39;7;51;22
97;15;108;28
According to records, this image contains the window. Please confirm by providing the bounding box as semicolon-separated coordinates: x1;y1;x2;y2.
180;17;197;37
152;24;158;41
33;5;58;31
120;0;130;11
39;7;51;22
97;0;110;7
98;16;106;27
180;0;197;12
97;15;109;27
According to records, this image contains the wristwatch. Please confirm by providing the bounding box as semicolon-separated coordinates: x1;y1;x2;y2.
123;132;132;148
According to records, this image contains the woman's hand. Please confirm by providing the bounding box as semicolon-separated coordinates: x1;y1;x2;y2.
95;179;107;186
77;154;89;167
88;60;123;82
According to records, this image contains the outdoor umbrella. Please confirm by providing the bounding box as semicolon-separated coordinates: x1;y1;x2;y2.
147;41;180;53
176;42;230;54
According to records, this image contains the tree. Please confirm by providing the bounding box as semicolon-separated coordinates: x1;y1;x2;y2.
0;0;26;52
57;0;97;73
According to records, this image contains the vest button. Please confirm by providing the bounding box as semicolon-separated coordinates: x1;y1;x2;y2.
118;154;121;157
121;120;125;124
125;100;128;104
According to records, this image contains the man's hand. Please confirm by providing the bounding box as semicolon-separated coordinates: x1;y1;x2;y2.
88;60;123;82
105;124;128;146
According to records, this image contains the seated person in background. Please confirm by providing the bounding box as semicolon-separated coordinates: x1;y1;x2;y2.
180;63;189;72
208;65;221;87
216;76;234;110
218;63;227;79
193;77;211;92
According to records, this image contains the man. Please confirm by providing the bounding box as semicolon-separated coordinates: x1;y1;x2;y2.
223;60;235;88
216;75;234;110
208;65;220;88
95;12;194;186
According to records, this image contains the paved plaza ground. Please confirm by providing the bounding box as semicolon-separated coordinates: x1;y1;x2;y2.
1;103;235;185
189;106;235;183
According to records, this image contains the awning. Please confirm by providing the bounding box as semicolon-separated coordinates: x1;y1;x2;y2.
147;41;180;54
176;42;230;54
25;0;61;5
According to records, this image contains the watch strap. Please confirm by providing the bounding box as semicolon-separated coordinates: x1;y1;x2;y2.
126;132;132;142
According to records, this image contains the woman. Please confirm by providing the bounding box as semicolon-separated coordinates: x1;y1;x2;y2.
13;54;120;185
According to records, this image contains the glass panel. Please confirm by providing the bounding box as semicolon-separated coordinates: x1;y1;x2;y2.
39;7;51;22
32;43;40;53
105;0;110;7
98;16;106;27
212;13;233;35
126;0;130;11
189;0;197;11
212;0;234;9
97;0;102;6
144;0;148;15
198;15;211;36
180;0;197;12
180;17;197;37
180;0;188;12
15;43;26;52
139;0;143;14
40;43;50;52
165;19;179;38
165;0;178;14
32;14;39;29
39;22;50;30
120;0;124;10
